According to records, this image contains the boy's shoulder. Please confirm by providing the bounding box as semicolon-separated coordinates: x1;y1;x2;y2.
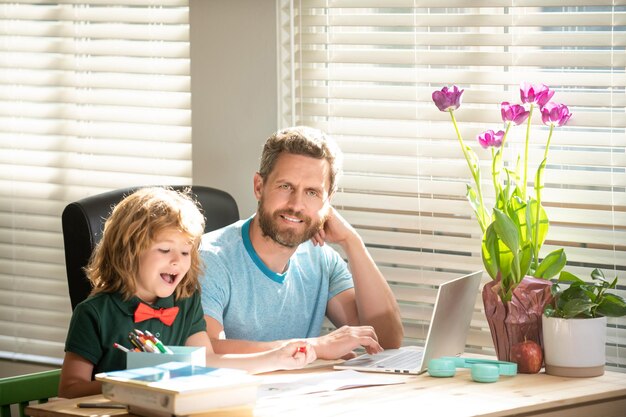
79;291;111;305
76;291;125;312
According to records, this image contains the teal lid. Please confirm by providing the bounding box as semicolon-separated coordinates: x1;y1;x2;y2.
471;364;499;383
439;356;517;376
427;358;456;378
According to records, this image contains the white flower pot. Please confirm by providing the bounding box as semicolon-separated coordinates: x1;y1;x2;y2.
542;315;606;377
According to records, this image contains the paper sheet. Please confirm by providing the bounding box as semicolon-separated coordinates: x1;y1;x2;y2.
258;369;407;398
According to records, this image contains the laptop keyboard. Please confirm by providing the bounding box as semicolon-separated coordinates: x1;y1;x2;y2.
341;348;424;370
373;349;423;369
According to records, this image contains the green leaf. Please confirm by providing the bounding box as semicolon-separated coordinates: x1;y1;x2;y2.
557;285;589;312
481;225;499;280
591;268;607;284
561;298;595;319
466;144;480;173
501;275;514;302
551;268;625;318
518;241;533;280
496;233;514;283
543;305;556;318
580;283;601;303
502;170;514;210
526;197;549;249
466;185;488;232
535;248;567;279
509;196;528;241
492;208;520;254
596;293;626;317
513;155;522;184
558;270;585;284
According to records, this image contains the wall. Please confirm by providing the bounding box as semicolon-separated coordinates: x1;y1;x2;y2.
190;0;279;217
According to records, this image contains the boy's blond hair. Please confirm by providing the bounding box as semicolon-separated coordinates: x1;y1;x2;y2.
86;187;205;300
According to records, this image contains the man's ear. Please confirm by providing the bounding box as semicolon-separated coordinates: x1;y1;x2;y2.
253;172;264;201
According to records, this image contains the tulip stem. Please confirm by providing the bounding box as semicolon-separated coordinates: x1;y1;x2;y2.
532;124;555;270
522;104;534;201
450;109;487;231
497;122;512;208
502;122;511;150
543;124;554;161
491;148;499;204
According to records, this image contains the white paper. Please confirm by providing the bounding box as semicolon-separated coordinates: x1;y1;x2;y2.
258;369;406;398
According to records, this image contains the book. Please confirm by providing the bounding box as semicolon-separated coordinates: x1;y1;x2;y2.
95;362;259;416
128;404;253;417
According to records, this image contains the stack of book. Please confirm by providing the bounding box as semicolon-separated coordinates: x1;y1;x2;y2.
95;362;259;417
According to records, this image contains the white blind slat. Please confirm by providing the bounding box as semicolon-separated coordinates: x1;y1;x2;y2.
0;1;191;365
280;1;626;367
298;67;626;87
0;69;190;91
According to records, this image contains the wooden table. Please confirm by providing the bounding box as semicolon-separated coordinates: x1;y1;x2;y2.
26;364;626;417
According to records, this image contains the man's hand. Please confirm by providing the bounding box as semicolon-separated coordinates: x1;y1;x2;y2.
311;207;357;248
309;325;383;360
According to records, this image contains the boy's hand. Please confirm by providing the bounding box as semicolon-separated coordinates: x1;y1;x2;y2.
275;341;316;370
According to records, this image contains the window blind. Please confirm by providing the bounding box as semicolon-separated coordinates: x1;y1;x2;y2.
278;0;625;370
0;0;191;365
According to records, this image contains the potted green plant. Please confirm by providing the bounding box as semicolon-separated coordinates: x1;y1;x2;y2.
431;83;573;362
542;269;626;377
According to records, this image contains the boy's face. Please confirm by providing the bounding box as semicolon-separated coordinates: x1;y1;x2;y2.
254;152;332;248
136;228;193;304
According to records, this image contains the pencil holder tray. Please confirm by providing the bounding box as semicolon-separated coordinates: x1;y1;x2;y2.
126;346;206;369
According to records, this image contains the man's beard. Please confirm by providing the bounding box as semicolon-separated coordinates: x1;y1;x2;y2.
257;199;326;248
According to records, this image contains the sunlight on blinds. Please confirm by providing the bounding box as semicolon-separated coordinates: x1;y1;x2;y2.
0;0;191;364
278;0;625;370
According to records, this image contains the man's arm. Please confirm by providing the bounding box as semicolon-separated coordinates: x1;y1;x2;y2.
204;315;383;359
314;207;404;349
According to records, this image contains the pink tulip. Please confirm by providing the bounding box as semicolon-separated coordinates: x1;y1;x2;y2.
477;130;504;149
432;85;464;112
501;102;530;125
541;102;572;127
520;82;554;108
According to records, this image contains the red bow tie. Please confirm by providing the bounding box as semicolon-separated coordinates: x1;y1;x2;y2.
134;303;179;326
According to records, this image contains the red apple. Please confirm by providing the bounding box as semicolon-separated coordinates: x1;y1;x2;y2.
510;340;543;374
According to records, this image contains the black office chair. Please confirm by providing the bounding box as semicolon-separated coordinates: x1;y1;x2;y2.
62;185;239;311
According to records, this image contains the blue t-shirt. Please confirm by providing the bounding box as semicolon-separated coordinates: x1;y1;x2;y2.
199;216;354;341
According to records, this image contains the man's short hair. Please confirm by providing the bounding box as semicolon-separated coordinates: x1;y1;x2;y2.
259;126;343;194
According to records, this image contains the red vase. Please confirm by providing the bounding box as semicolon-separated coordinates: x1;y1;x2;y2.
482;275;553;362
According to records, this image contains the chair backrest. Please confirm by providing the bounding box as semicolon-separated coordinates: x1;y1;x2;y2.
0;369;61;417
62;185;239;311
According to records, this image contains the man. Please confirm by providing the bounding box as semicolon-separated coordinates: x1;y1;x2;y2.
199;126;403;359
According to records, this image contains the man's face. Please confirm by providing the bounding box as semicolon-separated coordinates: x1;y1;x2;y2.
255;153;332;248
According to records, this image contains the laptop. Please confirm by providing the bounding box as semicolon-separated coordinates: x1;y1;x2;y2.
334;270;482;375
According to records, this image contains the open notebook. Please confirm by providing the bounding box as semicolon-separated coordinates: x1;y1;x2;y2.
334;270;482;375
